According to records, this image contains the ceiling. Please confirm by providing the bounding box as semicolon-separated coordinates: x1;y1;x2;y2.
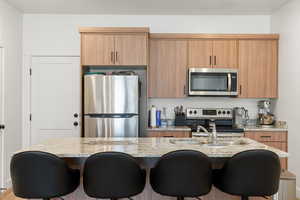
6;0;290;15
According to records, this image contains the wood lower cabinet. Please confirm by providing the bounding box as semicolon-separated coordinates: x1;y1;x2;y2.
147;131;191;138
239;40;278;98
245;131;288;169
149;39;188;98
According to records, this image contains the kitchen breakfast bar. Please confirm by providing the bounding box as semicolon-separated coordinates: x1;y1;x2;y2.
18;137;288;200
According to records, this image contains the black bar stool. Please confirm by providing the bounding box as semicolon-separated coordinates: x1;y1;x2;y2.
213;149;281;200
10;151;80;200
150;150;213;200
83;152;146;200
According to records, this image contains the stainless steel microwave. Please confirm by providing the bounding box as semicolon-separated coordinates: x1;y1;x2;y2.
188;68;238;96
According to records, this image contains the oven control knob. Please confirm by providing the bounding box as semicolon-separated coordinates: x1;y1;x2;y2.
222;111;226;114
218;111;222;115
194;110;197;114
227;111;231;114
189;110;193;114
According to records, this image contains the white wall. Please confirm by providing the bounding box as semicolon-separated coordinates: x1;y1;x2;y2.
0;0;23;187
23;14;271;55
271;0;300;196
22;14;272;119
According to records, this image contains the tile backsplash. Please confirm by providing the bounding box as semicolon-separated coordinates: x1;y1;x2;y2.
148;98;275;120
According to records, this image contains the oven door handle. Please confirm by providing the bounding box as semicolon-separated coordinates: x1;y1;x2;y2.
228;73;232;92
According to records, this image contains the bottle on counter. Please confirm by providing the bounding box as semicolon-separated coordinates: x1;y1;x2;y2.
156;110;161;127
161;107;167;128
150;105;157;128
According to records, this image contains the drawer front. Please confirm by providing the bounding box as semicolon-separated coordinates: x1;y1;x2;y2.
147;131;191;138
245;131;287;142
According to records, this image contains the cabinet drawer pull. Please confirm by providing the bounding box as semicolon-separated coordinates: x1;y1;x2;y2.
260;136;272;138
163;136;174;138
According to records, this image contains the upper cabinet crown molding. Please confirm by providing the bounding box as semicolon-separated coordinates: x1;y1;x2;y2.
79;27;150;33
150;33;279;40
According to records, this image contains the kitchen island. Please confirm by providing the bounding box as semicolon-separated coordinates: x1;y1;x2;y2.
18;137;288;200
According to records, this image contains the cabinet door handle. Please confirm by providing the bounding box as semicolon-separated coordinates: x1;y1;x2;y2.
111;52;114;63
183;85;186;95
209;56;212;65
214;56;217;65
115;51;118;63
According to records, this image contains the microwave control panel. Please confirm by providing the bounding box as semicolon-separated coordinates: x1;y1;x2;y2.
186;108;232;119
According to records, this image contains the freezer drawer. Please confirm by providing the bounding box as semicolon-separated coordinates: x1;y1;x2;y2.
84;115;139;137
84;75;139;114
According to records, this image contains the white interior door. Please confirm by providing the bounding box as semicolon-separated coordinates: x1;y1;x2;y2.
0;47;4;190
31;57;81;145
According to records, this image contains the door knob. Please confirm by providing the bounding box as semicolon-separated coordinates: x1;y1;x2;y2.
73;122;79;127
0;124;5;130
74;113;79;118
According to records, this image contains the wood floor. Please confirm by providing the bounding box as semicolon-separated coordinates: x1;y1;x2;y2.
1;189;300;200
0;189;23;200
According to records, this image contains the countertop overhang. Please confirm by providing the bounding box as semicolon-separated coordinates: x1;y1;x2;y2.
18;137;288;158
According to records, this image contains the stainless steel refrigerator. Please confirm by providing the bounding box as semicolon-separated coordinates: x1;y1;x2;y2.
84;73;139;137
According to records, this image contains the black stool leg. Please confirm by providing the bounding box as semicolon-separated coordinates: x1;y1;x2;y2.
241;196;249;200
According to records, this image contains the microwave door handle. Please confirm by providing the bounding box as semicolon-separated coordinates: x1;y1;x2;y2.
228;73;232;91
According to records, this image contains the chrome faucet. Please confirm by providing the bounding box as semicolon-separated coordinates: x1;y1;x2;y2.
209;120;217;144
196;125;209;133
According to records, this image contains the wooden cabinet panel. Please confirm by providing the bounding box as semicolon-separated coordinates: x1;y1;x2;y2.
147;131;191;138
213;40;238;68
149;39;188;98
245;131;287;142
188;40;213;67
239;40;278;98
81;33;114;66
245;131;288;169
115;34;147;66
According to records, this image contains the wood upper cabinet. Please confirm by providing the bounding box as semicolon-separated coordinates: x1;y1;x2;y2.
213;40;238;68
149;39;188;98
188;40;237;68
81;34;115;66
239;40;278;98
114;34;147;66
81;32;148;66
188;40;213;67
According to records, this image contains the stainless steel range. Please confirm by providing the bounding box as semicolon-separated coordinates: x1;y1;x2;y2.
186;108;244;138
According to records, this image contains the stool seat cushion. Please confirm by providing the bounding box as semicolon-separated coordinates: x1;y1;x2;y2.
10;151;80;199
213;149;281;197
150;150;212;198
83;152;146;199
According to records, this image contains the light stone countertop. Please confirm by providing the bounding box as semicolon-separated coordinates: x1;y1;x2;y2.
244;125;288;132
18;137;288;158
147;126;191;132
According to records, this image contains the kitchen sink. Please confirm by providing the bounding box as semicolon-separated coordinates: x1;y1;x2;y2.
169;138;249;147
